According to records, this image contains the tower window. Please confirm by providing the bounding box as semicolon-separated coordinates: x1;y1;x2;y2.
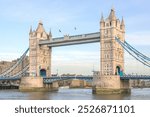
106;23;109;27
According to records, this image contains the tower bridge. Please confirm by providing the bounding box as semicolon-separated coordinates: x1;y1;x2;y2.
0;8;150;93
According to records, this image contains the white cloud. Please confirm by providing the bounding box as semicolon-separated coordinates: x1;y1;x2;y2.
51;49;100;75
0;52;21;61
126;31;150;46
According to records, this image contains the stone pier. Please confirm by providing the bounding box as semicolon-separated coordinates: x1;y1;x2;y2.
92;74;130;94
70;79;91;88
19;77;58;92
92;8;130;94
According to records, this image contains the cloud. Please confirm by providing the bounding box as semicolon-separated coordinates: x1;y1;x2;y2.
51;48;100;75
0;52;21;61
126;31;150;46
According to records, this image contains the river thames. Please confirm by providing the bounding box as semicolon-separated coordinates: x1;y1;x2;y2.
0;88;150;100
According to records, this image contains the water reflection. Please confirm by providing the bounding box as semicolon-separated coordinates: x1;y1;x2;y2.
92;93;131;100
28;92;50;100
0;88;150;100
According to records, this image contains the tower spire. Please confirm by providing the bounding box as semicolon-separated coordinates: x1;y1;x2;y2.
108;7;116;20
100;13;104;22
121;17;125;26
29;26;32;34
111;5;115;11
49;28;52;38
36;20;45;33
121;17;125;31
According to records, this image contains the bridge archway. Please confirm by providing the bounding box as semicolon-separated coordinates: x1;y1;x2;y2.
40;69;46;77
115;66;123;76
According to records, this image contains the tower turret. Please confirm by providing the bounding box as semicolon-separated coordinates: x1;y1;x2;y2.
49;29;52;40
35;20;48;39
36;21;45;32
108;7;116;20
29;26;32;34
100;13;105;28
121;17;125;31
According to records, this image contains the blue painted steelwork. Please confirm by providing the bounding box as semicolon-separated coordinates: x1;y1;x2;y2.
120;75;150;80
115;37;150;68
0;77;20;81
0;48;29;77
1;75;150;83
43;76;93;84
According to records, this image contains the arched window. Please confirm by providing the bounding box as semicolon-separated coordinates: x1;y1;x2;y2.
106;23;109;27
40;69;46;77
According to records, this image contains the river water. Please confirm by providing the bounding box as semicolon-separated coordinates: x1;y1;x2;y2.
0;88;150;100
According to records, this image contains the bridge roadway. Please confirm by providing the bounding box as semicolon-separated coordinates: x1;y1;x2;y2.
43;76;93;83
0;76;93;83
39;32;100;47
120;75;150;80
1;75;150;82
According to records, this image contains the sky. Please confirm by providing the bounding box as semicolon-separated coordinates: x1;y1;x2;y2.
0;0;149;75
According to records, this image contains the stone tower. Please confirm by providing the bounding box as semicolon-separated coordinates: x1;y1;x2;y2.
29;21;51;77
93;8;130;94
100;8;125;76
19;21;57;91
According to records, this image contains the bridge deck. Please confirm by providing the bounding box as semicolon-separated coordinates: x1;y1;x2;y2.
1;75;150;82
43;76;93;84
121;75;150;80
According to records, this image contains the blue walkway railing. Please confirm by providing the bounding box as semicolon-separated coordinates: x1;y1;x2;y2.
120;75;150;80
43;76;93;84
1;75;150;82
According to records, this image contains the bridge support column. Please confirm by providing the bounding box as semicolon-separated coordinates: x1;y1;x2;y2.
19;77;43;91
52;82;59;91
70;79;81;88
19;21;56;92
69;79;90;88
19;77;58;92
92;75;130;94
93;8;131;94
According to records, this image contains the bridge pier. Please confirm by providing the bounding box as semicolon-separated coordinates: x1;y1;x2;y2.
19;77;58;92
92;75;130;94
91;8;131;94
70;79;91;88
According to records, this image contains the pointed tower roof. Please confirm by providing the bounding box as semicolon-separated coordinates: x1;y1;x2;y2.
108;8;116;20
36;20;45;33
49;28;52;37
29;26;32;34
100;13;104;22
121;17;125;26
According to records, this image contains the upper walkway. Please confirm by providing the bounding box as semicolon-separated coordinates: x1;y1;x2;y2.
39;32;100;47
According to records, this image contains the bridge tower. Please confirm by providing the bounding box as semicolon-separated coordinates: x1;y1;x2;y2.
93;8;130;94
29;21;51;77
19;21;58;91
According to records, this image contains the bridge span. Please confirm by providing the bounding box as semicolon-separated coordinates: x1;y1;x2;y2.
1;75;150;82
39;32;100;47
